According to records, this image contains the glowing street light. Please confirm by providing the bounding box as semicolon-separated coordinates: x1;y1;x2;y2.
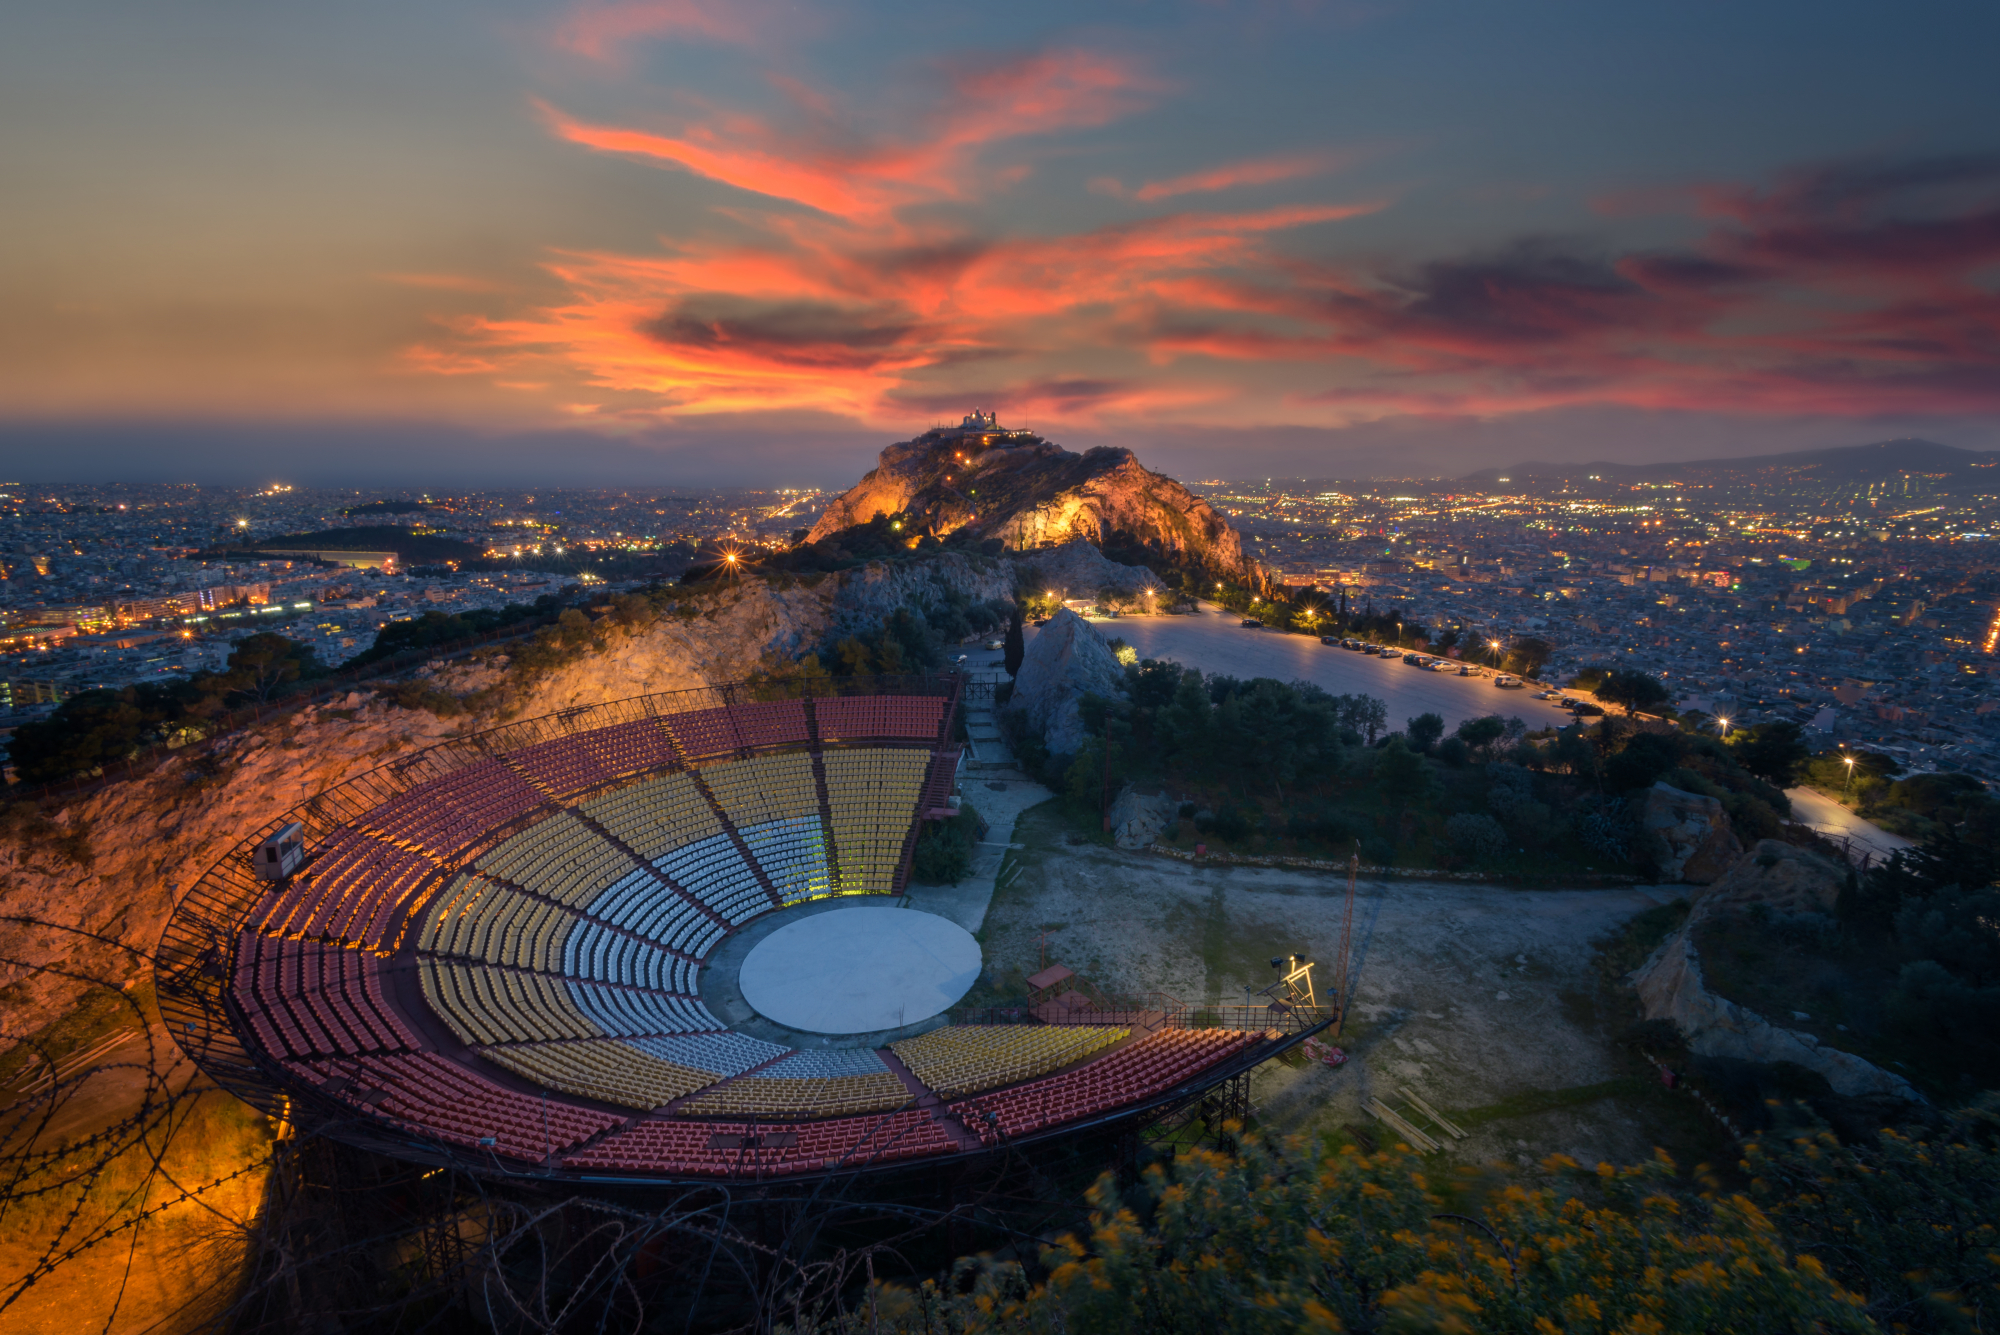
1717;716;1731;736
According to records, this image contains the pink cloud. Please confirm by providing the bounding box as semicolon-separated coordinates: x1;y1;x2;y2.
538;49;1153;225
553;0;762;60
1130;151;1347;202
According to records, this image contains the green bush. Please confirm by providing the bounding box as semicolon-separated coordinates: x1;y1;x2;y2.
911;803;982;884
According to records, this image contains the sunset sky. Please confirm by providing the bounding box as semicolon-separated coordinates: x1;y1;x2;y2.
5;1;1999;485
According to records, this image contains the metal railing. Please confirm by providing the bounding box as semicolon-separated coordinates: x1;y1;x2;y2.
948;998;1332;1034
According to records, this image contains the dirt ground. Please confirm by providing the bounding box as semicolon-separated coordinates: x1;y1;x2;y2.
978;801;1736;1171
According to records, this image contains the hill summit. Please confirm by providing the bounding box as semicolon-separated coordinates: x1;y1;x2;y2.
808;411;1258;581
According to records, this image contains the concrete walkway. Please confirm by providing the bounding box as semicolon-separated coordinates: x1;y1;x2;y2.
902;769;1053;935
1785;785;1914;863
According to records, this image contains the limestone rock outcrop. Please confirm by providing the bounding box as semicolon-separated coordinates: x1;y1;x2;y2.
1007;609;1127;756
1640;783;1743;884
1630;922;1921;1102
1011;540;1169;602
808;421;1259;582
1106;785;1174;850
1695;839;1846;918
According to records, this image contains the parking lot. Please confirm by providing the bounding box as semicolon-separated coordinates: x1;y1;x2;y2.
1030;603;1585;734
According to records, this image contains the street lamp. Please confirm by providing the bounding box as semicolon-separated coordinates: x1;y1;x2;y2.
1717;716;1731;737
1843;753;1856;796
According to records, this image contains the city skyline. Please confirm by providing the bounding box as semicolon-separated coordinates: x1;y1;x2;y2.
6;2;2000;485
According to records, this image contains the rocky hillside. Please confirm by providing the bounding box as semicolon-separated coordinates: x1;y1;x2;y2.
0;554;1019;1048
807;420;1259;582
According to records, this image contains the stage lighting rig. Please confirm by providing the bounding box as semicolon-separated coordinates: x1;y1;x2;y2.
1247;952;1318;1016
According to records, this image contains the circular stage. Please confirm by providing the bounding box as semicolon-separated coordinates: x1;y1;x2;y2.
739;906;980;1034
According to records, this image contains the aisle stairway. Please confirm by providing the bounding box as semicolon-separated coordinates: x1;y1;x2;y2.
878;1047;982;1151
963;684;1016;771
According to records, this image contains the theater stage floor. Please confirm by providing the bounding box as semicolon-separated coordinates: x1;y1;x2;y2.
738;905;981;1035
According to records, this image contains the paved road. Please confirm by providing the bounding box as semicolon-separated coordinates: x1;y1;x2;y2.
1033;603;1579;734
1785;785;1914;862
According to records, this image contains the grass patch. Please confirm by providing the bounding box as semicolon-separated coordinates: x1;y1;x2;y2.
1450;1077;1654;1129
1591;898;1690;993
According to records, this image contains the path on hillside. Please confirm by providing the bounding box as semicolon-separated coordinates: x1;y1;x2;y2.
1785;785;1913;862
1029;603;1579;734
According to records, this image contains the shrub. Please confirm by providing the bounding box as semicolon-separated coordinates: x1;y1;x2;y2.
911;805;981;884
1445;811;1507;859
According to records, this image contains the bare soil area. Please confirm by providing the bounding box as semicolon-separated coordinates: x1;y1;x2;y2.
977;802;1735;1170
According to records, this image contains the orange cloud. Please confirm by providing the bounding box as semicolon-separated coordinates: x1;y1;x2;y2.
1127;151;1347;202
537;49;1153;224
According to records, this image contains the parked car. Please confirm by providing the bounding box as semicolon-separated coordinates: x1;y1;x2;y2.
1032;618;1050;627
1342;638;1364;650
1378;646;1400;657
1241;617;1263;628
1320;635;1341;645
984;639;1004;650
1457;665;1483;677
1402;652;1426;665
1494;674;1523;688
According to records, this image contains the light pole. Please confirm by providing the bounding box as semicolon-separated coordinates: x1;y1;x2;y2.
1843;753;1856;797
1717;715;1731;739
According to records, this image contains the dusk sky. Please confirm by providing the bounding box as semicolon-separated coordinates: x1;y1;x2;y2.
5;1;2000;486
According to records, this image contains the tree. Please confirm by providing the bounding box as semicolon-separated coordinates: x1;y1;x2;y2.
1375;736;1428;809
859;1134;1875;1334
1406;711;1445;752
1504;635;1552;677
1455;714;1506;752
1335;694;1387;744
1598;667;1671;716
1733;720;1810;786
1003;607;1025;678
1748;1099;2000;1332
220;633;324;703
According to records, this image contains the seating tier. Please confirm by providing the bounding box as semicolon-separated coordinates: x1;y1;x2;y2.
363;760;547;859
820;749;930;893
653;833;774;925
951;1029;1253;1142
301;1050;620;1161
418;875;578;972
475;811;642;908
564;1108;953;1175
233;932;418;1061
582;772;722;860
248;826;436;949
892;1024;1128;1099
814;697;946;744
701;753;818;829
477;1040;717;1111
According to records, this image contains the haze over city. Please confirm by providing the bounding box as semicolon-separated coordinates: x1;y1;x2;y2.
6;1;2000;485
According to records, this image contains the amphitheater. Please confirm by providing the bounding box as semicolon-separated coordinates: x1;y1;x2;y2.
158;678;1296;1183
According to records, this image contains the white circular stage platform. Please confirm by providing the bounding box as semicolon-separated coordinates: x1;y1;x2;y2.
739;906;981;1035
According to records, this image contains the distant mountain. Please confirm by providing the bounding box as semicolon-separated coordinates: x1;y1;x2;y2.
1458;438;2000;486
